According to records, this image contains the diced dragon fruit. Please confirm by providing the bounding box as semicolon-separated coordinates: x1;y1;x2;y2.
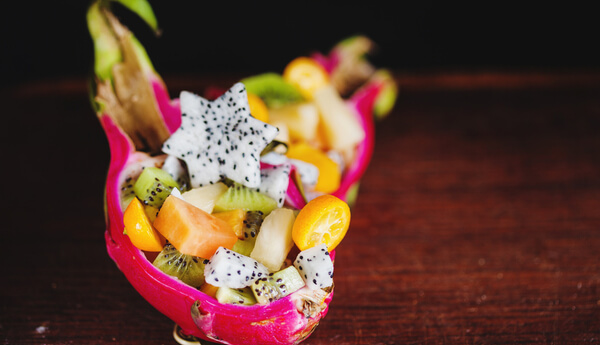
294;244;334;290
257;163;291;207
204;247;269;289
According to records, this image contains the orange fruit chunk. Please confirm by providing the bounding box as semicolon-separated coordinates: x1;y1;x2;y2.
153;195;238;258
292;194;351;251
247;92;269;123
286;142;341;194
213;209;247;239
123;197;165;252
200;282;219;298
283;57;329;100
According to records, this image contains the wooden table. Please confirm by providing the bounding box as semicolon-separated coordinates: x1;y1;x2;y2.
2;70;600;344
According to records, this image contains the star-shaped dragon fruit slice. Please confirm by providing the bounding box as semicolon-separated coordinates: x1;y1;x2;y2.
162;83;279;188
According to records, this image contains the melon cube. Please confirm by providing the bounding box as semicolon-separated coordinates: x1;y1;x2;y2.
313;84;365;151
180;182;228;213
268;102;319;142
250;208;296;272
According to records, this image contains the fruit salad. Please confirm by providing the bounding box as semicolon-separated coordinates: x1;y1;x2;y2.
87;1;396;344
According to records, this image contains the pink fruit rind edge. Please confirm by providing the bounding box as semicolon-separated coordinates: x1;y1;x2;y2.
332;79;380;202
101;76;382;344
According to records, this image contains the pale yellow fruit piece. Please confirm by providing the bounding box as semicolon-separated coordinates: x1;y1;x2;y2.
250;208;296;272
181;182;229;213
269;102;319;142
270;119;290;146
313;84;365;151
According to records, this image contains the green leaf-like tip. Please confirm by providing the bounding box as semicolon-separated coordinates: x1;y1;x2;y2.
87;1;122;81
87;0;159;81
372;69;398;120
114;0;159;33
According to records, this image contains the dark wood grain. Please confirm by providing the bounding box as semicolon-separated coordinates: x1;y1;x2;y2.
2;71;600;344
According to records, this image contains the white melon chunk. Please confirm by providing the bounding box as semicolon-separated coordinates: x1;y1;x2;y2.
313;84;365;151
180;182;228;213
269;102;319;142
250;208;296;271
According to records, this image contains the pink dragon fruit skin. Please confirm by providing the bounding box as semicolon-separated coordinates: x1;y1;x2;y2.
101;112;335;344
151;76;181;133
332;79;380;202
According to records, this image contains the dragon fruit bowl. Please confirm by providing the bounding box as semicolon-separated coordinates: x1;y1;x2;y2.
88;1;396;344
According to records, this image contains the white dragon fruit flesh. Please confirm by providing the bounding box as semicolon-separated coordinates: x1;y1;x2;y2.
161;154;190;191
258;163;291;207
204;247;270;289
162;83;279;189
294;244;334;290
260;152;319;191
288;158;319;188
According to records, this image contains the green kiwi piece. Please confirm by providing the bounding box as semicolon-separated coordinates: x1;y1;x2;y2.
243;211;264;239
213;183;277;215
241;73;304;108
216;287;257;305
251;266;305;304
153;242;207;288
232;239;255;257
133;167;179;208
232;211;265;256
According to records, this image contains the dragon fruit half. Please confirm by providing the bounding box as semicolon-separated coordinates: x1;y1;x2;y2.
87;1;395;344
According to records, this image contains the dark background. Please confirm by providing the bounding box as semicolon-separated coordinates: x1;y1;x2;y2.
2;1;599;88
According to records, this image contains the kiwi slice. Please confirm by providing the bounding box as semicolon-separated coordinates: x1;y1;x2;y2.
216;287;257;305
232;240;254;257
251;266;305;304
231;211;265;256
213;183;277;215
242;211;264;239
241;73;304;108
133;167;179;208
153;242;207;288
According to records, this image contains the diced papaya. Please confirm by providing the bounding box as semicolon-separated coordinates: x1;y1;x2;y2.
123;197;165;252
153;195;238;258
